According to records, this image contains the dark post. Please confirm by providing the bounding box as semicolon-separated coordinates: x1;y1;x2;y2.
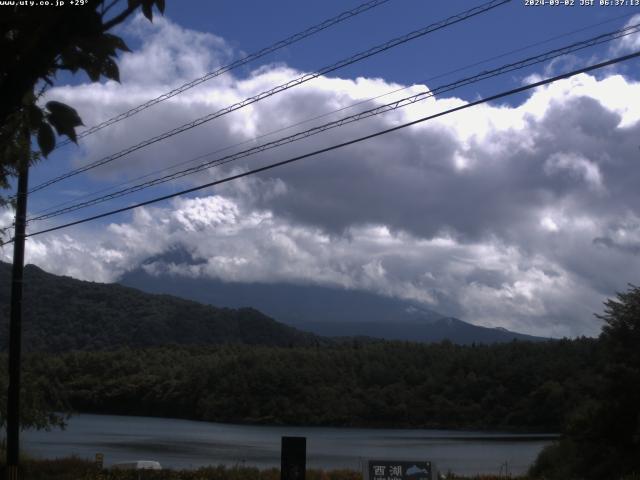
6;161;29;480
281;436;306;480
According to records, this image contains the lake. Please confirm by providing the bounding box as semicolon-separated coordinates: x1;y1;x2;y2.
23;414;556;476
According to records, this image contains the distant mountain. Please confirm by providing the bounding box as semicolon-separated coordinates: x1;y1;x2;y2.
0;262;318;352
120;250;548;344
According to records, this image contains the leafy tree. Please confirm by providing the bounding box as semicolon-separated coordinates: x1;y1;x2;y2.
0;352;69;431
586;284;640;477
0;0;166;427
531;285;640;479
0;0;166;212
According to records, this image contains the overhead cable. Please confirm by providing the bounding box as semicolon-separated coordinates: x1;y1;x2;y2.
28;0;511;194
26;22;640;223
54;0;393;149
3;49;636;245
29;9;640;219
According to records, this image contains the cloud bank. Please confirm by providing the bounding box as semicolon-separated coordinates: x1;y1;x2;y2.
5;15;640;337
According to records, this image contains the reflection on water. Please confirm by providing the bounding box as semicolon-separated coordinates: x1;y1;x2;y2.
23;414;556;476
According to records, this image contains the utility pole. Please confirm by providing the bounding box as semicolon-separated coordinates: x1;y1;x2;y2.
6;147;29;480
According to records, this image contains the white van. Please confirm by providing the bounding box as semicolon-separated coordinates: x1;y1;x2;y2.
111;460;162;470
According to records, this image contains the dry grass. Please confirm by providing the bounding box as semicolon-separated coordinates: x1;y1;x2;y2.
0;459;534;480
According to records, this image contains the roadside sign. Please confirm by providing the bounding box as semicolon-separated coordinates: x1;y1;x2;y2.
95;453;104;470
367;460;433;480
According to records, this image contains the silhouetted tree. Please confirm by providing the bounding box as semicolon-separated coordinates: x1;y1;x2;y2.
531;285;640;479
0;0;165;210
587;284;640;477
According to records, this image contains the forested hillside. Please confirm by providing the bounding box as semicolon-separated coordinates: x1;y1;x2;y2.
5;338;599;431
0;262;317;351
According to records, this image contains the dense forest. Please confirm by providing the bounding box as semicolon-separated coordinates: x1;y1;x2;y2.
1;339;598;431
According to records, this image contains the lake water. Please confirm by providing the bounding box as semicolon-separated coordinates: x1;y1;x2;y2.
23;414;556;476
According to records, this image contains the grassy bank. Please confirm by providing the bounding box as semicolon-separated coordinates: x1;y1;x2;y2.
5;456;640;480
1;457;531;480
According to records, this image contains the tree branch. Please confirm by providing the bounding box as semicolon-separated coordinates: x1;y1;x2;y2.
101;0;122;19
102;3;138;31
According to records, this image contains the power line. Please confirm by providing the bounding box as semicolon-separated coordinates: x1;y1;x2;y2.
409;10;638;86
53;0;393;149
4;49;636;246
25;22;640;224
28;0;511;195
29;10;640;220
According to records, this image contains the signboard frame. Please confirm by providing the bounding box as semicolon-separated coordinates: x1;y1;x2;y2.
364;459;435;480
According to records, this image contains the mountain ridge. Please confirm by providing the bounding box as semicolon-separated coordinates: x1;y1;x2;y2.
0;257;549;349
0;261;318;352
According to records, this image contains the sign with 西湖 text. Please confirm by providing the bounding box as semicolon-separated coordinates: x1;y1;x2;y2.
367;460;432;480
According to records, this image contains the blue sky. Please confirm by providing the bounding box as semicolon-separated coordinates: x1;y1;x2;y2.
167;0;638;85
5;0;640;337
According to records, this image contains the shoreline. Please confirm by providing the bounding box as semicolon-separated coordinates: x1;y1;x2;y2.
23;413;551;476
52;411;561;437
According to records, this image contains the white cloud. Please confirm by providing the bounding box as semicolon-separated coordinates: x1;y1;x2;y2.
2;194;606;337
610;14;640;56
